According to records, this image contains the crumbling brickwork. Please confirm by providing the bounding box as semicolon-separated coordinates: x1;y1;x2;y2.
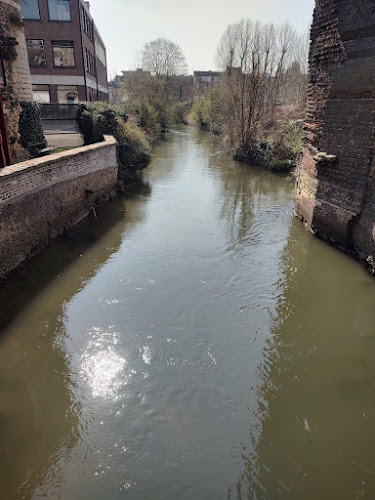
295;0;375;271
0;0;33;161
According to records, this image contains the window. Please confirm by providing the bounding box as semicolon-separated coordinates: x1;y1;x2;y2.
87;87;97;102
48;0;71;21
80;4;93;40
20;0;40;20
57;85;79;104
52;41;75;67
84;48;96;76
26;40;46;68
95;34;106;66
32;84;51;103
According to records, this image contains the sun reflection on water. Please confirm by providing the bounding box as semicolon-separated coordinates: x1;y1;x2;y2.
81;348;126;399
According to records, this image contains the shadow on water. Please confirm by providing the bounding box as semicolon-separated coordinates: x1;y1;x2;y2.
0;174;151;332
0;174;151;498
230;218;375;500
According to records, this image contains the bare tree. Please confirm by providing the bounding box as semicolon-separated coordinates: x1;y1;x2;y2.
214;19;306;153
142;38;187;78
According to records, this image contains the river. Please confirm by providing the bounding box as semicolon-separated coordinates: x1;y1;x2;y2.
1;127;375;499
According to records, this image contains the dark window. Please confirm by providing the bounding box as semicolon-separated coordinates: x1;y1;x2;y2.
57;85;78;104
26;39;46;67
32;84;51;103
48;0;71;21
20;0;40;20
52;41;75;67
85;48;96;76
80;5;93;40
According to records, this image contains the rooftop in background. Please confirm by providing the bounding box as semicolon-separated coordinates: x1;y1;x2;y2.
193;71;222;78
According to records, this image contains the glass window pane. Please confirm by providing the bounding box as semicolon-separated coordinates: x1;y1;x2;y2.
48;0;71;21
52;42;75;67
57;85;79;104
26;39;46;67
32;85;50;103
20;0;40;20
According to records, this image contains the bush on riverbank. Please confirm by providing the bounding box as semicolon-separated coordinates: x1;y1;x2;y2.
233;110;305;172
194;84;305;172
192;86;222;135
192;18;308;172
19;102;47;158
77;103;152;175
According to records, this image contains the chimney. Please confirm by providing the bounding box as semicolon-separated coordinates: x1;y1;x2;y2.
85;2;90;10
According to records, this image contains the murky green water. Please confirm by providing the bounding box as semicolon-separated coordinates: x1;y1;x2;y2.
1;127;375;499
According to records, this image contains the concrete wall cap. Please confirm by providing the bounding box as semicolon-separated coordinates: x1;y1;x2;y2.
0;135;117;179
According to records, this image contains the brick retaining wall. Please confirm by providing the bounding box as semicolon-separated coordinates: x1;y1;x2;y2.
0;136;118;279
295;0;375;272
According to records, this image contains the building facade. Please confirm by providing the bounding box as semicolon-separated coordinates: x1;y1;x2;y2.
193;71;222;94
20;0;108;104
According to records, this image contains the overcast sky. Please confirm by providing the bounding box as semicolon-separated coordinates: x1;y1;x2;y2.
88;0;315;78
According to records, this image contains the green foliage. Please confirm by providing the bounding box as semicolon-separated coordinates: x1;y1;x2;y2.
76;103;151;170
122;74;190;136
274;120;304;157
173;102;189;124
19;102;47;157
112;117;151;168
192;86;222;134
135;102;162;143
271;159;293;172
76;105;104;145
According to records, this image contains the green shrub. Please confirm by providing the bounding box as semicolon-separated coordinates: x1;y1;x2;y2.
113;117;151;168
192;86;222;134
77;107;104;145
77;102;153;172
173;102;189;124
271;159;293;172
77;103;130;145
136;102;162;143
19;102;47;157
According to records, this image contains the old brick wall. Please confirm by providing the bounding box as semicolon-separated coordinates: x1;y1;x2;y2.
295;0;375;269
0;136;118;279
0;0;33;161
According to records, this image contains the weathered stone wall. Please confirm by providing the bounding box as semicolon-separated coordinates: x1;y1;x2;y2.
0;0;33;161
0;136;118;279
295;0;375;270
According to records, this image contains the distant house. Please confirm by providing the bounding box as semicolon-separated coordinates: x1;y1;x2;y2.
120;68;151;79
108;69;151;104
108;70;194;104
193;71;222;93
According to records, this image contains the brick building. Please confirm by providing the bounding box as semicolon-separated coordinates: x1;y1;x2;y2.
193;71;222;94
20;0;108;104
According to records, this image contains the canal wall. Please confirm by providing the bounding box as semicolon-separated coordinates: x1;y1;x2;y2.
0;136;118;279
295;0;375;271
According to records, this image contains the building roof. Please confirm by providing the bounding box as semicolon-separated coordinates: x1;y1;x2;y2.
193;71;222;77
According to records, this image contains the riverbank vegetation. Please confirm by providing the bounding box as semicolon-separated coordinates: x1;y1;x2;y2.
79;38;192;179
193;19;308;172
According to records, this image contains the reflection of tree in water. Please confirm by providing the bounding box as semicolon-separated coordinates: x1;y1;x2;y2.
230;220;375;499
207;147;293;249
0;192;149;498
